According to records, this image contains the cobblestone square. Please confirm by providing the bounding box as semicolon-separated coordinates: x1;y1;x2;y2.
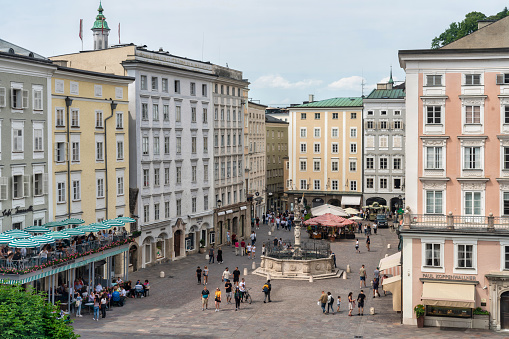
72;225;507;338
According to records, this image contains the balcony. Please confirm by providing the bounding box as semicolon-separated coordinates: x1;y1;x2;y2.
403;213;509;232
0;234;132;277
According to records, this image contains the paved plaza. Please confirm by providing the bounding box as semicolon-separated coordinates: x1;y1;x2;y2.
72;224;508;338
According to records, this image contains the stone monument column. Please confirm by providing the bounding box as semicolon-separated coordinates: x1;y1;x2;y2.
293;197;302;249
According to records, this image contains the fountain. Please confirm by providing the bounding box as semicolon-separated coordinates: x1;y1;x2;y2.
253;197;342;280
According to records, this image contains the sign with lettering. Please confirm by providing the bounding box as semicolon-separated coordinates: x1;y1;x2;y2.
422;273;476;281
2;205;33;217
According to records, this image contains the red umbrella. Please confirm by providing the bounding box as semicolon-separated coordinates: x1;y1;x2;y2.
303;213;355;227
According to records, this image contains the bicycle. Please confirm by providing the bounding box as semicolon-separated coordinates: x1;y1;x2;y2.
243;288;252;304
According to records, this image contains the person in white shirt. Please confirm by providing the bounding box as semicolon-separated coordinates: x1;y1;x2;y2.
239;278;246;302
222;267;231;282
246;244;252;259
95;283;103;293
251;245;256;259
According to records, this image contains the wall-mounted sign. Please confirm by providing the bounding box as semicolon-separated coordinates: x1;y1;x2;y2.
422;273;476;281
2;205;33;217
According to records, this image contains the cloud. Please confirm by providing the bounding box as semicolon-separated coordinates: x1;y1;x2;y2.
328;76;365;90
252;74;322;89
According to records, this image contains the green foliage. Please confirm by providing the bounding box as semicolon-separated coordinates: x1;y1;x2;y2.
200;238;206;248
432;8;509;49
473;307;490;315
304;213;312;221
414;304;425;318
0;285;79;339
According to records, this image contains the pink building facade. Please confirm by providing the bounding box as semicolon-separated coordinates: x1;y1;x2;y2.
399;35;509;329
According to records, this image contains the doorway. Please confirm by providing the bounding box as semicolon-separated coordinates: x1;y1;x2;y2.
174;230;181;257
501;291;509;329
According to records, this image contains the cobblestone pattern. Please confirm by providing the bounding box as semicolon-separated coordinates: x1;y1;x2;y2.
72;224;507;338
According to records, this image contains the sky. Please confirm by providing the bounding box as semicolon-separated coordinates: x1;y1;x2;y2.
1;0;508;106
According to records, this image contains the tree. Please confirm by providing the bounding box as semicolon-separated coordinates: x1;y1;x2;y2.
0;284;79;339
432;8;509;49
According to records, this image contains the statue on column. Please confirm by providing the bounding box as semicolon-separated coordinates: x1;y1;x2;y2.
293;196;304;249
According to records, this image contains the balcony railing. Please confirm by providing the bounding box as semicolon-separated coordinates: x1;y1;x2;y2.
0;234;132;275
404;212;509;232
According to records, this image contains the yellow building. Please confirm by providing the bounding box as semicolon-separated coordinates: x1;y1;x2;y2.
51;65;133;224
286;97;363;208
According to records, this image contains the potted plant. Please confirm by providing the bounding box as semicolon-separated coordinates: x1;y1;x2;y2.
199;239;206;253
414;304;425;328
472;307;490;330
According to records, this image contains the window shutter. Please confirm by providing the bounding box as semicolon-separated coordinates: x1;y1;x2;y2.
23;175;30;197
54;144;59;162
22;89;29;108
10;88;15;108
0;87;6;107
43;173;48;195
497;74;504;85
0;177;7;200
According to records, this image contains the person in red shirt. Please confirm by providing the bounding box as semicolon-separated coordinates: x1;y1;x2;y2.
240;239;246;256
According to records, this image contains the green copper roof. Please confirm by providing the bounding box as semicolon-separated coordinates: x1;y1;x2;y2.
91;1;110;30
366;88;405;99
293;97;363;108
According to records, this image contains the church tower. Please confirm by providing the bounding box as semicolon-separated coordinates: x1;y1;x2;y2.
91;2;110;50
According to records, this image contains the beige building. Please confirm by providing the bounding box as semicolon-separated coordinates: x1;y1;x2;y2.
286;97;363;208
245;101;267;218
212;65;251;244
265;115;288;212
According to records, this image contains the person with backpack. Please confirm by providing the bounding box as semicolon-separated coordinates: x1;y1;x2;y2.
262;280;271;303
327;292;335;314
201;286;210;311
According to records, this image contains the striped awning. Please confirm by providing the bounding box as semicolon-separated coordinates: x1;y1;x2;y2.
46;231;71;239
0;234;14;244
62;218;85;225
62;228;85;236
9;238;40;248
78;225;99;233
32;235;55;245
115;217;136;223
25;226;50;233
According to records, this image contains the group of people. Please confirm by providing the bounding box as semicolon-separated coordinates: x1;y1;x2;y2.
264;211;295;232
354;235;371;253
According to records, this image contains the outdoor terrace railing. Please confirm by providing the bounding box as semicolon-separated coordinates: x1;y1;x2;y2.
405;212;509;232
0;234;132;275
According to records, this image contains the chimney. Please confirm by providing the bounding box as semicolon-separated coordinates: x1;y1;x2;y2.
478;20;495;30
309;94;314;102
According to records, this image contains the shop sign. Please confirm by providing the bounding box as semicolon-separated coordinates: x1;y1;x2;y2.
422;273;476;281
2;205;33;217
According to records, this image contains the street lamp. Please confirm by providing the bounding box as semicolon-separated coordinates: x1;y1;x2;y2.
217;199;222;208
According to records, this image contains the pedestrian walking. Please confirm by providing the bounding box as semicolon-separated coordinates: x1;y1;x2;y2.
247;243;252;259
348;292;355;317
235;239;240;256
214;288;221;312
201;286;210;310
357;290;366;316
366;236;371;252
336;296;341;313
373;223;378;235
217;247;223;264
227;231;231;246
225;279;233;304
359;264;367;288
75;292;83;317
262;280;271;303
232;267;240;286
203;266;209;285
250;231;256;245
261;244;266;256
93;294;100;321
373;277;380;298
256;217;260;229
100;293;108;318
318;291;328;314
240;239;246;256
209;247;215;264
332;252;336;268
222;267;231;282
234;286;241;311
355;239;360;253
196;266;202;284
239;278;246;302
327;292;335;314
251;245;256;259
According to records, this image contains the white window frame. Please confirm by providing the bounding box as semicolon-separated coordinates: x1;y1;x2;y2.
421;238;445;273
425;190;443;214
350;142;357;154
453;239;477;274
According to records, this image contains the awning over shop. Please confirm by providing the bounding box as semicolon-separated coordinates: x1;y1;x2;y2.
341;196;361;206
382;275;401;312
421;282;475;308
379;252;401;276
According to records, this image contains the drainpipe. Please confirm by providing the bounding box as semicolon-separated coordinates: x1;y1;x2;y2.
104;98;117;219
64;96;73;219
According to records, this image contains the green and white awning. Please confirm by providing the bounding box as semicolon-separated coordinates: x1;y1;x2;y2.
32;235;55;245
77;225;99;233
46;231;71;240
9;238;40;248
62;228;85;236
24;226;51;233
5;230;31;239
62;218;85;226
115;217;136;223
0;234;14;244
